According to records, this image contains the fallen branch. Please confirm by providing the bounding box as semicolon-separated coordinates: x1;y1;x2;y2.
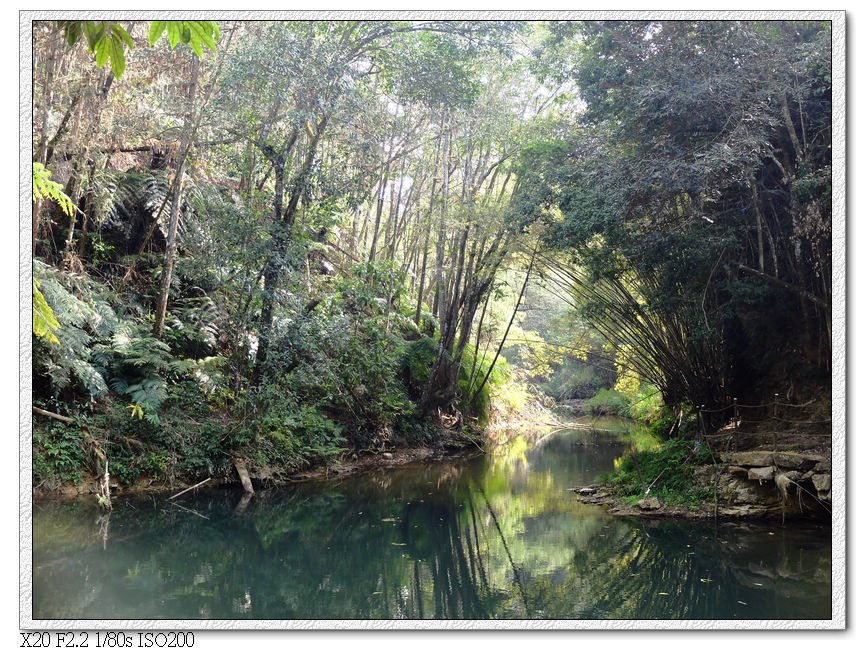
168;477;211;500
32;406;73;424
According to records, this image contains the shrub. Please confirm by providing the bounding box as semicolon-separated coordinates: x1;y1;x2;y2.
586;388;631;417
33;422;85;486
602;438;714;507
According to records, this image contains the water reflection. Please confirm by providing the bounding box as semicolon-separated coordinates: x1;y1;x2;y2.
33;418;831;620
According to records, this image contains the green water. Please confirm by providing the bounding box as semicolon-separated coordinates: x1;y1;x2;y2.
32;418;832;620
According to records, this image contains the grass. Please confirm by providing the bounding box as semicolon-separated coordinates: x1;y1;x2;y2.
602;437;715;508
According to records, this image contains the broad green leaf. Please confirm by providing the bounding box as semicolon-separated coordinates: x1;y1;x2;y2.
112;24;135;49
167;22;181;48
63;22;82;46
84;21;102;50
148;21;167;46
109;38;126;79
189;34;203;57
94;39;110;69
187;21;216;52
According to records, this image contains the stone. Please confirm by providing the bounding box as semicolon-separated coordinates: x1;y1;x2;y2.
579;487;596;495
727;465;749;476
778;470;803;483
811;473;831;492
813;460;831;472
637;496;662;510
722;451;775;467
773;452;825;471
748;466;775;482
382;452;393;460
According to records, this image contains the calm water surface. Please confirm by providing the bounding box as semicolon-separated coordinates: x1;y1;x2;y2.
33;418;831;620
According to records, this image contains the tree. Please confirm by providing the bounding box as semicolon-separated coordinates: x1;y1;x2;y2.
518;20;832;413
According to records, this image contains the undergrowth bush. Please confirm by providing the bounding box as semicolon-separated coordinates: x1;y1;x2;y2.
601;438;714;507
33;422;85;487
586;388;631;417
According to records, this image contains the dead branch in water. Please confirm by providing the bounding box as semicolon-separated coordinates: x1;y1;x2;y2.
168;477;211;500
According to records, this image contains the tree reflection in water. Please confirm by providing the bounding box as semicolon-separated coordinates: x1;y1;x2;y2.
33;424;831;620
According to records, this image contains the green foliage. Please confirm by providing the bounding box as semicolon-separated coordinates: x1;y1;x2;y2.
254;399;345;471
517;20;832;410
541;361;611;401
402;336;438;391
33;163;75;216
34;263;113;398
379;31;481;109
33;422;85;486
628;385;663;423
586;388;631;417
33;279;61;346
602;438;714;508
60;20;135;78
459;349;511;427
33;264;212;426
60;19;220;79
148;21;220;57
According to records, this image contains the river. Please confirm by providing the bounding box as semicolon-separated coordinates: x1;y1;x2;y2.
32;417;831;620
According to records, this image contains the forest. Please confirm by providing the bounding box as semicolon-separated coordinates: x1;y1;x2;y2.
30;19;832;496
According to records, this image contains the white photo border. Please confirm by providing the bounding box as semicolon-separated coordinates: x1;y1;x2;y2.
19;8;847;631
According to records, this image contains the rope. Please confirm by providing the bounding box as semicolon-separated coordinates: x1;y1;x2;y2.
770;415;832;425
699;404;733;414
698;399;825;411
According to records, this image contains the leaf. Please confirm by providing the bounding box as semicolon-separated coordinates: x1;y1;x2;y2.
83;21;102;50
63;21;83;46
112;24;135;50
188;35;203;58
148;21;167;47
109;38;126;79
167;22;181;49
94;39;110;69
33;280;60;346
187;21;216;52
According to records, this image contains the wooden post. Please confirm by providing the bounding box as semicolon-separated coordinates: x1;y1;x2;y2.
773;393;779;452
698;405;706;439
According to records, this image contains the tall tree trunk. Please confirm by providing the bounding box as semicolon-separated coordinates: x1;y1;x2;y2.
254;115;329;380
153;56;201;338
415;177;438;326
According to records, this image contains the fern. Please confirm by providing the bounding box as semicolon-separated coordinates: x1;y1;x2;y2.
33;279;60;345
33;163;75;217
34;263;116;398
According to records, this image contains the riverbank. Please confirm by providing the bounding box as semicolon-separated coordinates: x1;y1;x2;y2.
33;382;567;499
33;432;484;500
572;443;832;521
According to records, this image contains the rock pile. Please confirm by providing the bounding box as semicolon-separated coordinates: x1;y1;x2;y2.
712;450;831;518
